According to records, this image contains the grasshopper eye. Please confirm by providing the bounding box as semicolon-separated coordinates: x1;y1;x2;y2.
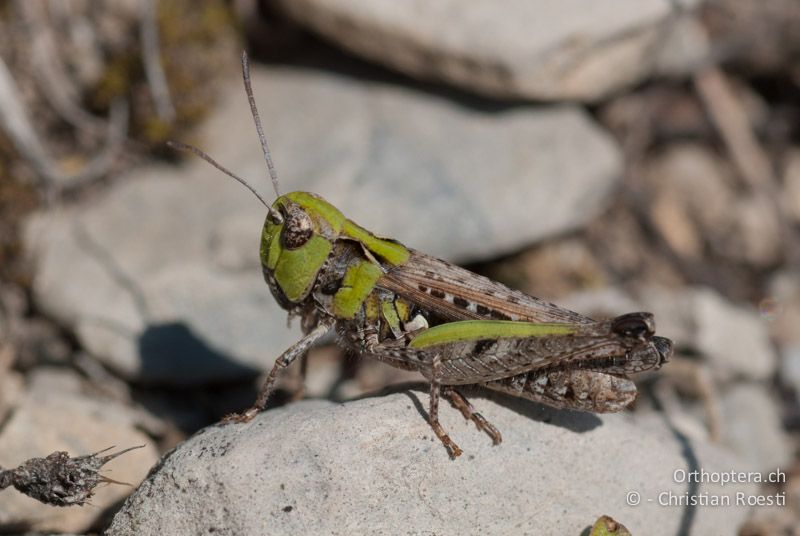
611;313;655;340
282;205;314;249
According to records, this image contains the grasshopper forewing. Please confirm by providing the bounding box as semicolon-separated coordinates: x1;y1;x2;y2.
169;51;672;459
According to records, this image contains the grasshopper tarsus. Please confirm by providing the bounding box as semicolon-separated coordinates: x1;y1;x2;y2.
446;443;463;459
472;412;503;445
220;408;259;425
433;423;463;459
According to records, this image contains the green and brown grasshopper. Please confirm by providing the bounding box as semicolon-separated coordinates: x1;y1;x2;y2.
169;52;672;458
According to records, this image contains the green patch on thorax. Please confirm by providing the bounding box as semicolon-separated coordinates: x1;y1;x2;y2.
380;299;402;334
333;259;383;319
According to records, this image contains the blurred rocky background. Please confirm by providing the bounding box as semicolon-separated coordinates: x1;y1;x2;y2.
0;0;799;534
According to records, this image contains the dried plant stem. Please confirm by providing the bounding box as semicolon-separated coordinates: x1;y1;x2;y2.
0;54;129;191
139;0;176;123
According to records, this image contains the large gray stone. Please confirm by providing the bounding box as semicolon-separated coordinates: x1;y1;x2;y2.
689;289;776;382
24;62;621;384
785;150;800;223
274;0;706;102
637;287;775;383
719;383;792;473
780;344;800;395
107;391;755;535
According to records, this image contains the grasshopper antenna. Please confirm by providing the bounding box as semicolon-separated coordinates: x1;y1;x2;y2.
241;51;281;198
166;140;283;223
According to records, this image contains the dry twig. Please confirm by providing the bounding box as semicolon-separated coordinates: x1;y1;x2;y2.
693;66;776;193
0;54;129;192
16;0;108;136
139;0;176;123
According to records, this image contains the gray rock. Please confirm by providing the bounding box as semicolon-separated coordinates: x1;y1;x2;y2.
784;150;800;223
24;63;621;384
0;368;159;533
0;358;22;424
107;391;755;535
767;270;800;349
689;289;777;382
640;287;777;383
720;383;792;472
273;0;706;102
780;344;800;395
645;144;782;268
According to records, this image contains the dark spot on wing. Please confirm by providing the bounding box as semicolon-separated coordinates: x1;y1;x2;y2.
490;310;511;320
430;289;446;299
453;296;469;308
476;305;491;316
474;339;496;354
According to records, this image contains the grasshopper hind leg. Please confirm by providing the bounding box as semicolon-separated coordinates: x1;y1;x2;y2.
428;359;463;459
441;387;502;445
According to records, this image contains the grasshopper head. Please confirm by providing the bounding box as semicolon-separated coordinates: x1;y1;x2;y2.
260;192;346;308
611;312;672;369
170;52;409;310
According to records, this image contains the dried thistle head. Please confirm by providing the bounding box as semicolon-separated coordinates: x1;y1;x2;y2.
0;445;143;507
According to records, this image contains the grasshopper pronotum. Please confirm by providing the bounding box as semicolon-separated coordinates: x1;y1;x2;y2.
169;52;672;458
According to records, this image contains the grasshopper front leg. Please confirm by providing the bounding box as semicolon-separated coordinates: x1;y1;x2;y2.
223;318;334;424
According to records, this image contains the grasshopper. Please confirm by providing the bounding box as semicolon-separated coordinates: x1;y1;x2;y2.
168;52;672;458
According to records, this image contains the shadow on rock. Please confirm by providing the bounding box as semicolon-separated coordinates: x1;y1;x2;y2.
364;381;602;434
652;390;700;536
132;322;261;433
138;322;260;385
